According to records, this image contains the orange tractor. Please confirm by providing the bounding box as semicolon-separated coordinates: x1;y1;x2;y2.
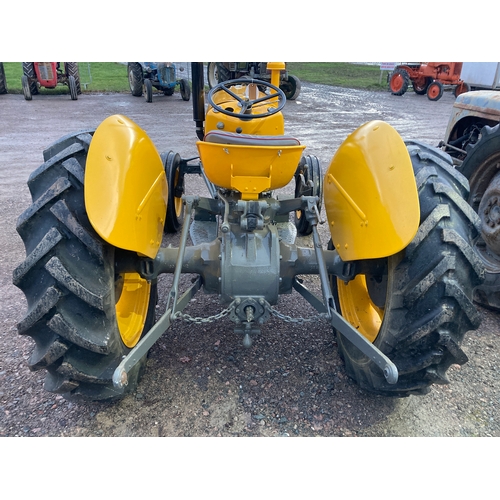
389;63;470;101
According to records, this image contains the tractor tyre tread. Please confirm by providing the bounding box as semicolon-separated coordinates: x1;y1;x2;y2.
13;131;156;401
128;62;143;97
335;141;484;396
22;62;39;95
65;62;82;94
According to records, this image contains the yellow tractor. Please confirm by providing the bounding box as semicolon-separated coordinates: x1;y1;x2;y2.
13;63;484;401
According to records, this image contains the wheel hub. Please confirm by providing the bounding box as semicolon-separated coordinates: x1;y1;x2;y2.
479;171;500;254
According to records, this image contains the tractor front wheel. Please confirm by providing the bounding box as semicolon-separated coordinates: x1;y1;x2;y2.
427;81;444;101
389;68;410;96
332;142;483;396
280;74;301;100
22;75;32;100
162;151;184;233
144;78;153;103
13;131;157;401
180;79;191;101
294;155;323;236
68;75;78;100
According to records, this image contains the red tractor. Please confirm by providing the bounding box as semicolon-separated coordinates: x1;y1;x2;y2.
389;62;470;101
22;62;81;101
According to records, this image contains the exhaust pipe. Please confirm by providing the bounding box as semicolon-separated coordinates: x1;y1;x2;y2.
191;62;205;141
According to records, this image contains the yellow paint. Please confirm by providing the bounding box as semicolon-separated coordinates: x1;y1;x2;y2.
337;275;383;343
85;115;167;258
115;272;151;347
205;83;285;136
197;141;305;200
324;120;419;261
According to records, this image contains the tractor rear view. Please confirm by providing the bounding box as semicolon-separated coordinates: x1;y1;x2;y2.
22;62;81;100
13;62;483;402
389;63;469;101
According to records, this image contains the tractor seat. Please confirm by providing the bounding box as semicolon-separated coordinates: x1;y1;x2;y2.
197;130;306;200
204;130;301;147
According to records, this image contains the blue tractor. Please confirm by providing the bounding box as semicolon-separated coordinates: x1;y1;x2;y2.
127;62;191;103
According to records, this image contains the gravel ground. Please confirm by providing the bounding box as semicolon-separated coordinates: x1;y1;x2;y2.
1;81;500;443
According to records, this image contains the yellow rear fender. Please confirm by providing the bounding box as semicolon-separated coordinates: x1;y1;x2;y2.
324;120;420;261
85;115;167;259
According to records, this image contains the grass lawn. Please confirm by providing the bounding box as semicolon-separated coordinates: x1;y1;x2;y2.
2;62;130;94
1;62;390;94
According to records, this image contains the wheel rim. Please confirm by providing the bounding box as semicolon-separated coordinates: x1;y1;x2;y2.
115;272;151;348
428;84;440;99
173;169;183;217
390;74;403;92
337;274;385;343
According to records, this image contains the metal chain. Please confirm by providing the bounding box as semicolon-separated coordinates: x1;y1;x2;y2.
269;307;329;324
172;301;329;326
172;305;234;325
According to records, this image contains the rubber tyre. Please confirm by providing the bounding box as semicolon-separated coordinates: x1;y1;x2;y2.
65;62;81;94
162;151;184;232
0;62;7;94
13;131;157;401
22;62;38;95
207;62;218;88
427;81;443;101
457;124;500;310
294;155;323;236
389;68;410;96
128;62;143;96
280;74;301;100
332;141;484;396
22;74;32;101
412;76;431;95
144;78;153;103
180;78;191;101
215;63;232;84
68;75;78;100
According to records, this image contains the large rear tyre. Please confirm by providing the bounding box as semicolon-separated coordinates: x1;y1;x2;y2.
332;142;484;396
412;76;432;95
128;62;143;97
0;62;7;94
457;124;500;310
162;151;184;233
13;131;157;401
389;68;410;96
22;62;38;95
65;62;81;94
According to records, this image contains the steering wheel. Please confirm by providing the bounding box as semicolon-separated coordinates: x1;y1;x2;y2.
207;78;286;119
